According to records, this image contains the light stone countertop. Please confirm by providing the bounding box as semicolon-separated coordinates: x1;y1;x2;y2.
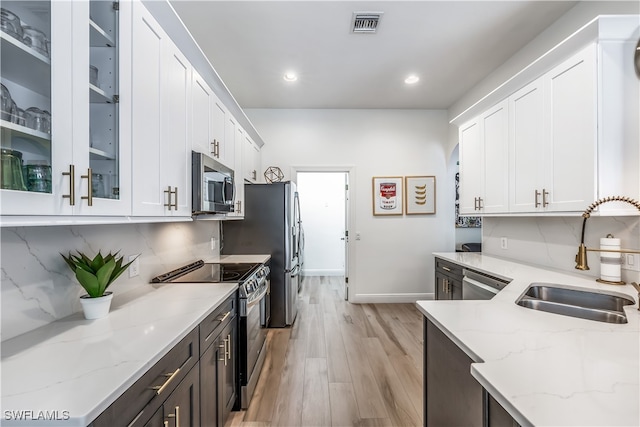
215;254;271;264
0;282;238;426
417;253;640;427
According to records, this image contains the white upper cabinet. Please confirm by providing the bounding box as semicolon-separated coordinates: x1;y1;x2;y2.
542;44;596;212
243;133;261;183
481;101;509;213
0;0;265;224
192;71;214;160
458;120;482;214
459;100;508;214
131;1;191;217
226;117;244;219
510;44;596;213
1;0;131;219
459;16;639;217
191;71;234;169
509;79;545;212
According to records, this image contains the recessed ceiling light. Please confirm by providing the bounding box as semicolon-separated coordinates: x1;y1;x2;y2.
283;72;298;82
405;75;420;85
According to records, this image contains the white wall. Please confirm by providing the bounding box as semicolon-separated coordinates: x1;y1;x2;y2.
245;109;452;303
1;221;221;340
297;172;346;276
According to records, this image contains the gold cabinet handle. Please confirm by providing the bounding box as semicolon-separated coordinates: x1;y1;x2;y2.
474;197;478;211
542;189;549;207
441;266;451;272
167;406;180;427
62;164;75;206
216;311;231;323
81;168;93;206
477;197;483;210
226;333;231;360
535;189;541;208
237;200;242;214
149;368;180;395
164;421;169;427
219;341;227;363
164;186;173;211
211;140;220;158
224;335;230;365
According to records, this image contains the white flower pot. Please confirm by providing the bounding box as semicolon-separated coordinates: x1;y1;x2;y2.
79;292;113;320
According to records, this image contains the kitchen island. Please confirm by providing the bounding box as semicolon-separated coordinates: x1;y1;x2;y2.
417;253;640;427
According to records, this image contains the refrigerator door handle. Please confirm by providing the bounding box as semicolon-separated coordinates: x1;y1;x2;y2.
290;264;300;276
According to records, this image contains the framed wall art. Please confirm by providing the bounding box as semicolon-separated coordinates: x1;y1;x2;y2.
372;176;403;215
405;176;436;215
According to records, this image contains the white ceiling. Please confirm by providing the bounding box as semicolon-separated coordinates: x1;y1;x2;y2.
170;1;579;109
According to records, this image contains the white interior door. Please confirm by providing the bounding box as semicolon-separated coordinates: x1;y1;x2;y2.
295;172;347;271
343;173;350;301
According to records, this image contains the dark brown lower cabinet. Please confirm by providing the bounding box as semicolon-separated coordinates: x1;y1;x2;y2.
92;329;199;427
145;365;200;427
200;316;237;427
487;394;520;427
434;257;463;300
424;318;482;426
91;292;238;427
424;318;520;427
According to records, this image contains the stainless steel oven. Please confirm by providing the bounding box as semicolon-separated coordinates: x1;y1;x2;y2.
238;264;269;409
150;260;270;409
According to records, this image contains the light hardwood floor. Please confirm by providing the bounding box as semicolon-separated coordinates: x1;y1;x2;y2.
226;276;424;427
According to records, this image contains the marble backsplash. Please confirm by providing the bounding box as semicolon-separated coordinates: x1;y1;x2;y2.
1;221;221;341
482;216;640;283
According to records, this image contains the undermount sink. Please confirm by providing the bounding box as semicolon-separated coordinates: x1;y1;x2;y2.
516;283;635;324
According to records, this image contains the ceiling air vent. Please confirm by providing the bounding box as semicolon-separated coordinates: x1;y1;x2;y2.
351;12;383;34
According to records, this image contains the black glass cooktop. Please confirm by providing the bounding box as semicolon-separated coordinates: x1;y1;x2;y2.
151;260;259;283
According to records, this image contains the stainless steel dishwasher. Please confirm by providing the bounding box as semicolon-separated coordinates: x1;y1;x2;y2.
462;268;510;300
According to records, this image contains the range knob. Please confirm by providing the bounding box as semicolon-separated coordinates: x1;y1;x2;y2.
245;279;256;293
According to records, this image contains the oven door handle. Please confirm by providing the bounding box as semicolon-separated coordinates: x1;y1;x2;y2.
463;276;499;295
247;285;268;308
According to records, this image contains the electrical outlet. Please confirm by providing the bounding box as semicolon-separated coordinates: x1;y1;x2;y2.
128;254;140;278
500;237;508;250
622;253;640;272
355;232;361;241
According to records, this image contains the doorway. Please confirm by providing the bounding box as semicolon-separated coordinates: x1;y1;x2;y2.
295;171;350;300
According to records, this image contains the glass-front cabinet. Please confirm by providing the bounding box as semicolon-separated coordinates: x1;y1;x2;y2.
0;0;130;219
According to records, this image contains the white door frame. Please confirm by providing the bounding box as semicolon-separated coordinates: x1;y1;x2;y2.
291;165;355;302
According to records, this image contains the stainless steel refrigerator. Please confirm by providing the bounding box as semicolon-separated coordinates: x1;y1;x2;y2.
222;181;303;327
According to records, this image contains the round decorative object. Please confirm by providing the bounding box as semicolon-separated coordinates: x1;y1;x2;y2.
264;166;284;183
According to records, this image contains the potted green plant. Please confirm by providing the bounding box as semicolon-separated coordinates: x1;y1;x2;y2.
61;251;138;319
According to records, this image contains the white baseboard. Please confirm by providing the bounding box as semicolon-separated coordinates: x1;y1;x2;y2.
350;293;434;304
302;269;345;277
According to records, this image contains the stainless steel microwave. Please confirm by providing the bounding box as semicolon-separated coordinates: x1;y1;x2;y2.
192;151;235;215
